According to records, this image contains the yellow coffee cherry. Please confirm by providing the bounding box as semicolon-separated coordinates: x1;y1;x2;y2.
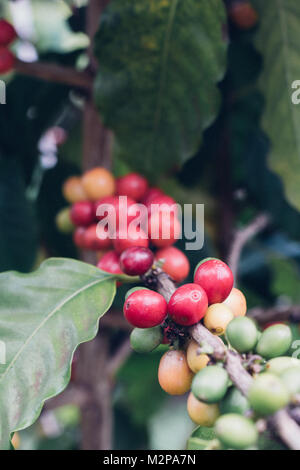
223;287;247;317
204;303;234;336
62;176;88;203
187;340;209;373
158;350;194;395
187;392;219;426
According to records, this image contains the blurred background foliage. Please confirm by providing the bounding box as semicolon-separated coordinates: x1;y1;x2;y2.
1;0;300;450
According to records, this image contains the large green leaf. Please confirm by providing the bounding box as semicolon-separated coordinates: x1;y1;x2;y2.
253;0;300;210
94;0;227;177
0;258;116;449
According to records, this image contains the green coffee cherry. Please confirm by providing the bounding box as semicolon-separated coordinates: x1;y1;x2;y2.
226;317;258;353
256;324;292;359
248;373;290;415
280;367;300;396
125;286;149;300
130;326;163;353
192;366;229;404
266;356;300;376
220;387;250;415
215;414;258;450
55;207;75;234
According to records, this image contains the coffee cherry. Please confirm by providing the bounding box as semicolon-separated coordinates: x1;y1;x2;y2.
130;326;163;353
194;258;233;304
192;366;229;404
55;207;75;234
263;321;285;330
186;340;209;373
248;373;290;416
223;287;247;317
280;367;300;396
125;286;149;300
168;283;208;326
155;246;190;283
97;250;122;275
82;167;115;201
215;414;258;450
116;172;149;201
124;289;167;328
256;324;292;359
158;350;193;395
187;392;219;426
0;19;17;46
148;212;181;248
83;223;112;251
146;194;177;215
70;201;95;226
113;228;149;254
73;226;87;249
220;387;250;415
142;187;164;205
229;2;258;30
266;356;300;376
120;247;154;276
95;195;139;228
226;317;258;353
204;304;234;336
0;47;15;74
62;176;88;203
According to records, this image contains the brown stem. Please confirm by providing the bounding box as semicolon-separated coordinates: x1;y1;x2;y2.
269;409;300;451
248;304;300;326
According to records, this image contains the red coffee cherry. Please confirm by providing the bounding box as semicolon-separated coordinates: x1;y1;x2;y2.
168;283;208;326
194;258;234;304
142;187;164;205
95;195;139;229
124;289;167;328
97;250;122;275
120;246;154;276
0;20;17;46
70;201;95;226
229;2;258;30
73;226;87;249
113;228;149;254
83;223;112;251
116;173;149;201
146;194;178;215
155;246;190;282
0;47;15;74
149;212;181;248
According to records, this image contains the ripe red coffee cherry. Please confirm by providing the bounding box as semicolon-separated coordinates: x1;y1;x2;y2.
168;283;208;326
95;195;139;229
97;250;122;275
142;187;164;205
155;246;190;282
70;201;95;226
146;194;178;216
124;289;167;328
73;226;87;249
0;47;15;74
116;172;149;201
120;246;154;276
83;223;112;251
194;258;233;304
0;20;17;46
113;228;149;254
229;2;258;30
149;212;181;248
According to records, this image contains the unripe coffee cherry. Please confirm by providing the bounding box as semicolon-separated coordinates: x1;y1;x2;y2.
168;283;208;326
226;317;258;353
223;287;247;317
194;258;233;304
97;250;122;275
256;324;292;359
82;167;116;201
124;289;167;328
130;326;163;353
113;228;149;254
55;207;75;234
62;176;88;203
0;47;15;74
204;304;234;336
280;367;300;396
248;373;290;415
120;246;154;276
158;350;193;395
116;172;149;201
0;19;17;46
186;340;209;373
155;246;190;283
220;387;250;415
266;357;300;376
83;223;112;251
215;414;258;450
187;392;219;426
70;201;95;226
192;366;229;404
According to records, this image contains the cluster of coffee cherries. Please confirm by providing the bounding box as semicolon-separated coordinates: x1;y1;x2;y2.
123;257;299;450
0;19;17;74
57;167;188;281
226;0;258;30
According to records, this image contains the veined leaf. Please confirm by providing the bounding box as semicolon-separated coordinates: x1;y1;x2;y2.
0;258;116;449
253;0;300;210
94;0;227;177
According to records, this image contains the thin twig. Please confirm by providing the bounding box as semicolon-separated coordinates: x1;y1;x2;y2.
248;304;300;326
